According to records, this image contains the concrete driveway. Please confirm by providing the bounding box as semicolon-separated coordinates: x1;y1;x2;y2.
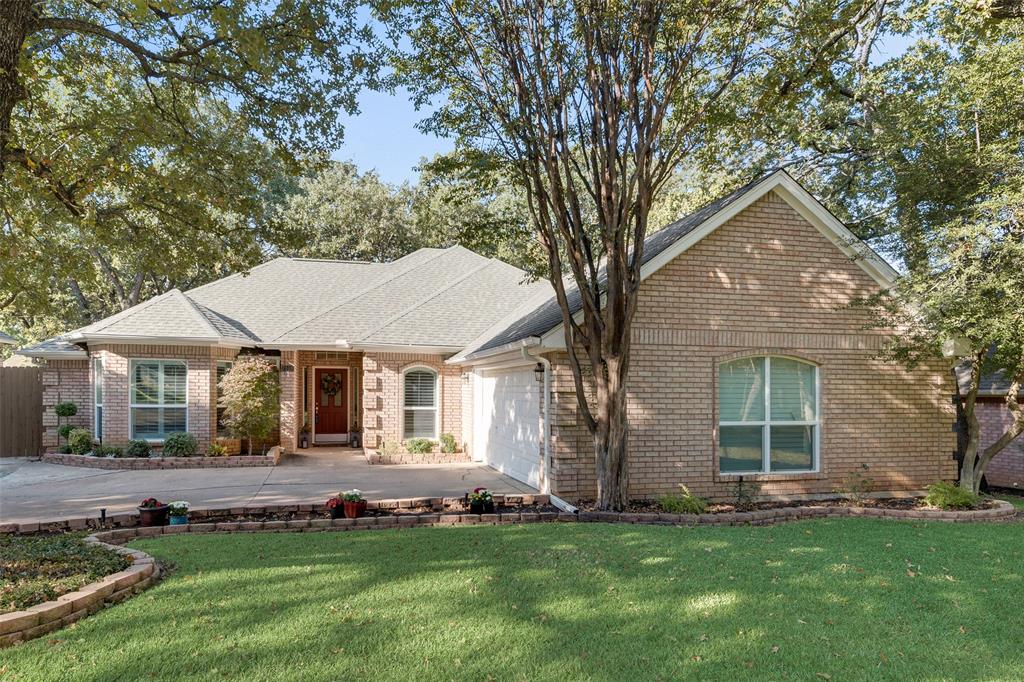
0;449;535;524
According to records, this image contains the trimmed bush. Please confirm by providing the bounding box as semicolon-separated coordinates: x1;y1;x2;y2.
99;444;124;457
207;442;228;457
67;429;93;455
925;482;979;510
658;485;708;514
54;401;78;418
125;439;152;458
57;424;75;440
440;433;458;454
405;438;433;454
162;432;198;457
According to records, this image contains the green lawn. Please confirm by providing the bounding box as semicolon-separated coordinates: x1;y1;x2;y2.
3;520;1023;681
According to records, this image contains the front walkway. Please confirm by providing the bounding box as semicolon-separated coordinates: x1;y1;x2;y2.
0;448;535;524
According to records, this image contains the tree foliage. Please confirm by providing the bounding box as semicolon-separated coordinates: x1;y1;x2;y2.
219;356;281;456
0;0;378;339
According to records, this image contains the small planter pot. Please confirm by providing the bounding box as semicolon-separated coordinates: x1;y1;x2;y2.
138;505;170;527
343;500;367;519
169;514;188;526
329;506;345;520
469;500;495;515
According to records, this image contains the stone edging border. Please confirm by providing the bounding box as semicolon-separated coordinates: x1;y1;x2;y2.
0;539;158;648
365;451;472;465
1;498;1014;648
41;452;276;470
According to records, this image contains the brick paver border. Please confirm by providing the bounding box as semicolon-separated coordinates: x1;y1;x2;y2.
41;453;275;470
1;497;1014;648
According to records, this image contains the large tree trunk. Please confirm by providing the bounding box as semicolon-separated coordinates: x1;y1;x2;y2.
594;355;630;510
958;356;1024;495
0;0;34;173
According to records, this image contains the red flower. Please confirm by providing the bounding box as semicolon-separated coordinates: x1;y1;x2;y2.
325;496;343;509
139;497;163;508
473;487;487;493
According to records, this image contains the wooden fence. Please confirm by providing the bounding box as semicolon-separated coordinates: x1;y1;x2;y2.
0;367;42;457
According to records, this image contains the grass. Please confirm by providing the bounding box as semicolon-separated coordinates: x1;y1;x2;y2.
0;534;130;614
3;520;1024;681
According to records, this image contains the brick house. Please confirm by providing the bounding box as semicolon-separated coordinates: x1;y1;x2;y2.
19;171;961;501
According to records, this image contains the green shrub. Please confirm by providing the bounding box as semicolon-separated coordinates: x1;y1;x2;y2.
925;482;979;510
440;433;458;454
125;439;152;458
54;401;78;418
834;465;874;506
658;485;708;514
57;424;75;440
207;442;228;457
99;444;124;458
67;429;93;455
58;444;70;454
405;438;433;454
162;432;198;457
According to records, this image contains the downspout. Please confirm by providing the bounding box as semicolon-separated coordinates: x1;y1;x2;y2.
522;347;551;495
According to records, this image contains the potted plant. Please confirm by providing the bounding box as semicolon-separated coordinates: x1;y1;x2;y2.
167;500;191;525
341;489;366;519
325;495;345;519
300;420;311;449
138;497;169;527
468;487;494;514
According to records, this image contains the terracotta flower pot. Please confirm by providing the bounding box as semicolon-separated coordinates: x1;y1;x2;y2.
138;505;169;527
343;500;367;519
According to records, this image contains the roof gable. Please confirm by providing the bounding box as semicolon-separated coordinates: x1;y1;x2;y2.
453;170;898;361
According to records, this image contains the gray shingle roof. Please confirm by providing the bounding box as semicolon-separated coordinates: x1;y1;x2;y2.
0;331;15;345
17;336;86;357
21;245;542;354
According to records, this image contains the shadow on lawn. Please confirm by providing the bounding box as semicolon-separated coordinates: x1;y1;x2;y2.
6;520;1024;681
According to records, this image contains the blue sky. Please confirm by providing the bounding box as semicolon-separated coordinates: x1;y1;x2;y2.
332;87;452;186
332;32;916;186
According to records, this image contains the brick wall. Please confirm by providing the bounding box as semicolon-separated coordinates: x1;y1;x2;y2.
980;401;1024;489
85;344;241;453
546;190;956;502
41;359;90;452
362;352;463;449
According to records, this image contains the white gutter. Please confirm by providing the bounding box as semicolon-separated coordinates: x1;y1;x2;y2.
522;347;551;495
449;336;541;365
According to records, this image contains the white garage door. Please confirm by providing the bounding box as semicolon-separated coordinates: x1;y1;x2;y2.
474;368;541;488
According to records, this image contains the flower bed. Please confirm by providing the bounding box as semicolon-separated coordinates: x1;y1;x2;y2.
42;453;275;470
365;449;472;465
0;536;157;648
577;495;1004;515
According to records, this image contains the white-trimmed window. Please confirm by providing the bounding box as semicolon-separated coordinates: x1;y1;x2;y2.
215;361;232;437
718;356;819;474
130;359;187;441
93;357;103;441
402;367;438;439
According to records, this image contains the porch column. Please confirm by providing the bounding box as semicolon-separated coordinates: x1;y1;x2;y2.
279;350;300;453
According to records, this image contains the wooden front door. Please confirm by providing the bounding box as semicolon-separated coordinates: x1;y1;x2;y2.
314;368;348;442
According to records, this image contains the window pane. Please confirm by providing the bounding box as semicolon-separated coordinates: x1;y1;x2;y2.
162;407;187;434
719;358;765;422
719;425;763;473
162;362;187;405
770;425;814;471
132;407;160;438
404;409;436;439
94;358;103;404
770;358;816;421
404;370;436;408
96;406;103;441
132;362;160;404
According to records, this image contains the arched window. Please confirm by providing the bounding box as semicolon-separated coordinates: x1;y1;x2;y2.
718;356;819;474
403;367;438;439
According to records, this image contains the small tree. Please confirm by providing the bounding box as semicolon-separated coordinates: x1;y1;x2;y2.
219;357;280;456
